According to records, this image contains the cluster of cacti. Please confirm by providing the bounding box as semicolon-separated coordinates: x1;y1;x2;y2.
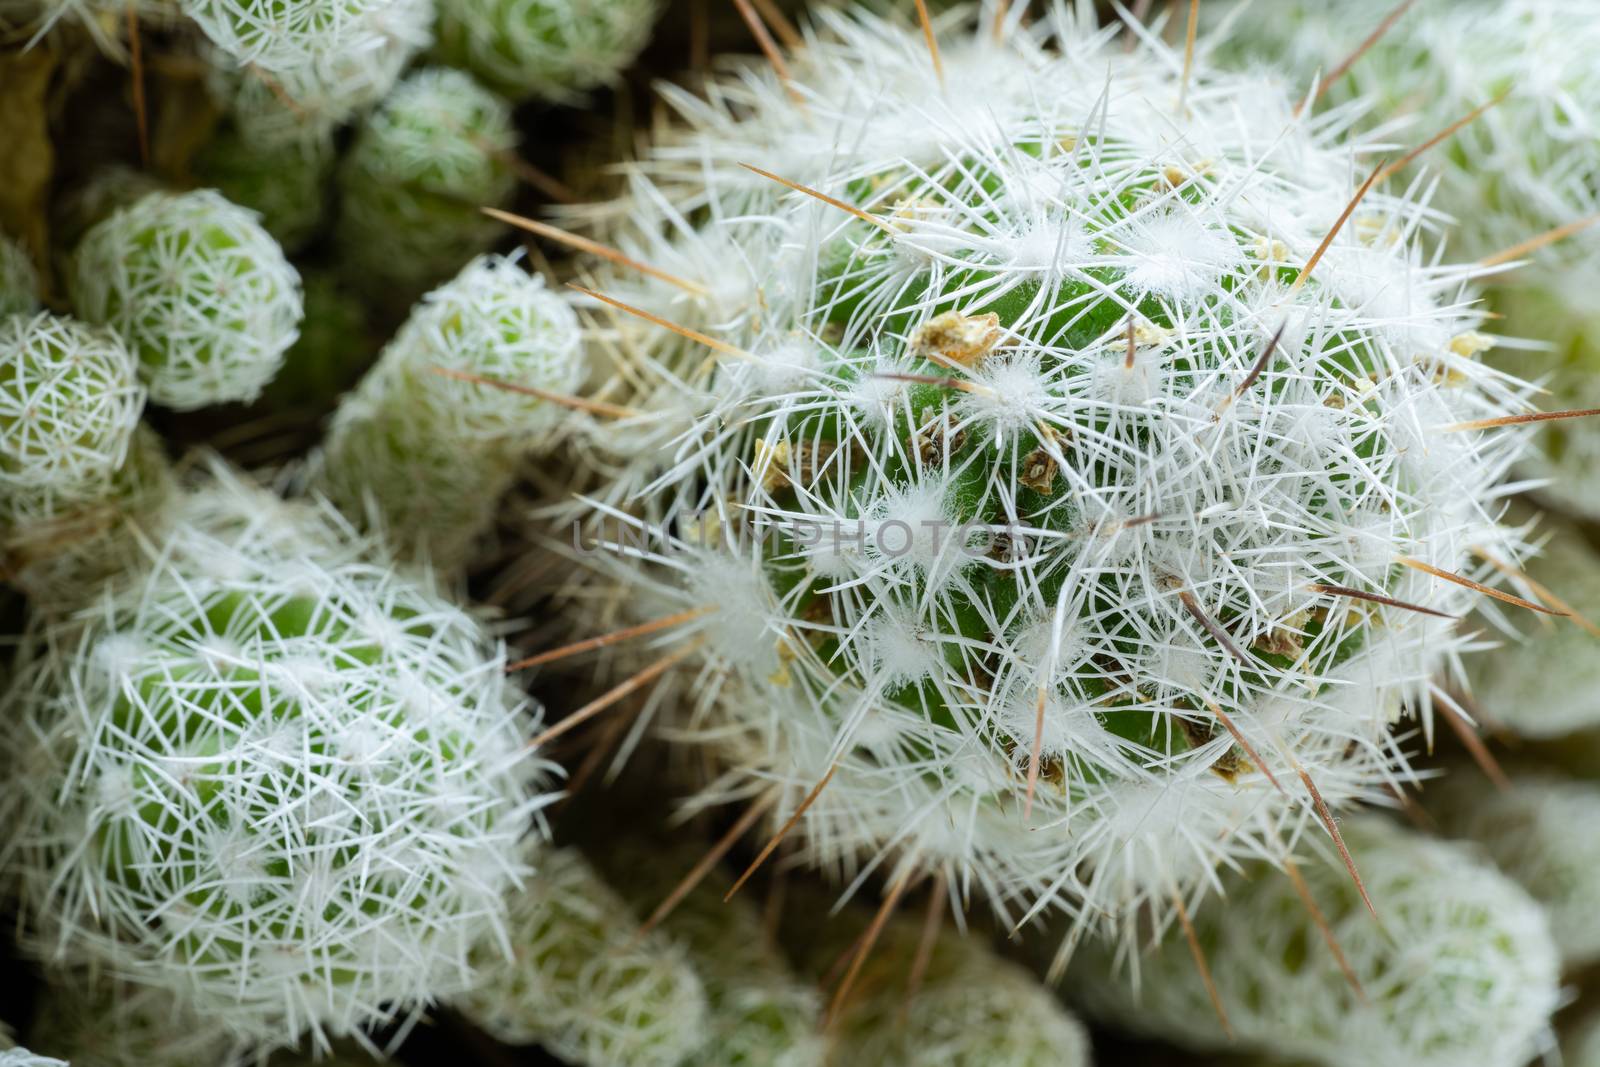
10;1;1600;1067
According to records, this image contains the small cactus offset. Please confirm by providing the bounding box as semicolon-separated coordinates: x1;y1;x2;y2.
560;5;1536;932
1;313;167;602
433;0;659;103
0;470;553;1047
454;846;710;1067
312;252;583;566
69;189;304;411
1071;816;1560;1067
335;67;516;297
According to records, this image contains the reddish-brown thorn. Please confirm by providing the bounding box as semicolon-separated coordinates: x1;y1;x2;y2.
1024;684;1048;821
1396;555;1567;616
1202;697;1285;797
636;791;780;939
567;284;761;363
1296;0;1415;115
429;366;641;419
1480;214;1600;268
507;606;715;671
484;208;705;294
901;870;948;1024
1177;590;1252;667
1282;857;1367;1002
1170;886;1234;1040
1443;407;1600;433
738;162;896;234
1378;88;1509;182
1309;583;1455;620
1293;760;1378;922
527;640;703;748
913;0;945;84
1472;544;1600;638
725;764;838;901
1432;686;1512;793
826;867;916;1028
730;0;805;106
1286;159;1387;296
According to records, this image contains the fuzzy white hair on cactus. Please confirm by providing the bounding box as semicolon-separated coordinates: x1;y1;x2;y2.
312;252;584;566
0;470;555;1048
454;846;709;1067
542;2;1540;936
183;0;421;78
69;189;303;411
1070;816;1560;1067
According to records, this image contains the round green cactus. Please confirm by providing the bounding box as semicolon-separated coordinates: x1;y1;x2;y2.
70;189;304;410
0;470;553;1047
433;0;658;102
192;120;335;255
335;67;516;298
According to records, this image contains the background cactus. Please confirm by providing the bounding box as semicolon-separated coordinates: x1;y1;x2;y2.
0;233;38;319
0;471;552;1047
69;189;304;411
1433;772;1600;967
1071;816;1560;1067
27;970;237;1067
454;845;709;1067
432;0;658;102
335;67;515;298
1464;514;1600;738
312;252;583;566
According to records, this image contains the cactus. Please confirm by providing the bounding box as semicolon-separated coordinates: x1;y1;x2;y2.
781;891;1090;1067
192;119;335;255
1433;772;1600;967
1464;515;1600;738
0;1051;65;1067
183;0;423;79
558;5;1535;931
335;67;515;298
0;469;553;1047
1218;0;1600;518
596;841;825;1067
312;252;583;566
1;312;145;503
70;189;303;411
0;312;165;602
1;233;39;319
454;845;709;1067
1072;816;1559;1067
432;0;658;103
28;970;237;1067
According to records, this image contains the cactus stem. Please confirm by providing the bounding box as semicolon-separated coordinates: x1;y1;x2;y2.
737;162;897;234
1292;756;1379;923
1307;583;1455;620
1480;213;1600;268
729;0;802;106
1430;685;1513;793
1442;406;1600;433
1286;159;1388;295
569;283;762;363
509;606;716;670
1297;0;1416;115
1281;855;1367;1002
826;866;917;1029
1378;88;1509;183
1469;544;1599;635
